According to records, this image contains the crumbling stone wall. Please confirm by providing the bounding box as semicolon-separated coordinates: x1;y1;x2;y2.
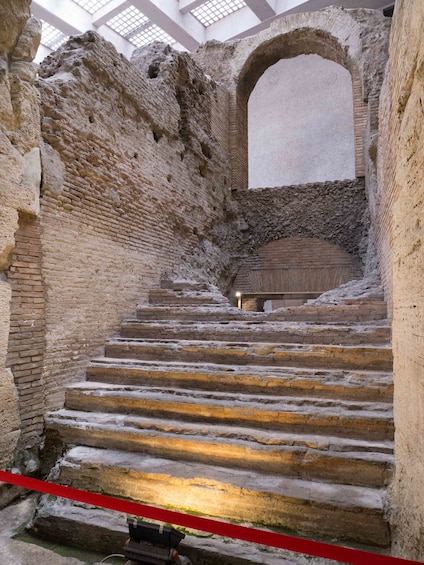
232;179;368;263
377;0;424;559
0;1;41;470
36;36;233;410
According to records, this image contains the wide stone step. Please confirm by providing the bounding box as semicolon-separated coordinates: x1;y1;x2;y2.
137;301;388;322
47;446;391;547
149;289;230;306
87;358;393;402
64;383;393;440
30;499;358;565
104;338;393;371
267;301;388;322
47;409;394;488
120;320;391;345
138;305;256;321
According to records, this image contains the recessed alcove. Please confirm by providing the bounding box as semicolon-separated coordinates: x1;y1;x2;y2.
248;54;355;188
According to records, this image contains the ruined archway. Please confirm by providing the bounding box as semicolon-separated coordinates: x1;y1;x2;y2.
233;22;367;190
248;54;355;187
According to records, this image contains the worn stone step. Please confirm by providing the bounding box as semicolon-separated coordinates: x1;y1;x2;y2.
268;301;388;321
30;498;357;565
87;358;393;402
149;289;230;306
159;279;212;291
64;383;393;440
47;409;394;488
104;338;393;371
138;304;254;321
120;319;391;345
137;301;388;322
47;446;391;547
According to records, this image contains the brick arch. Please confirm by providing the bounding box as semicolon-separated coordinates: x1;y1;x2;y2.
229;7;381;190
232;237;362;304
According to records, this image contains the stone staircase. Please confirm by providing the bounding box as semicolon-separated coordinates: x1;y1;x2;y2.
32;281;394;554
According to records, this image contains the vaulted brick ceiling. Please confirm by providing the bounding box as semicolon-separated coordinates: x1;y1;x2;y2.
32;0;393;62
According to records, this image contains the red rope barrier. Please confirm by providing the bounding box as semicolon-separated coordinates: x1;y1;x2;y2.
0;470;421;565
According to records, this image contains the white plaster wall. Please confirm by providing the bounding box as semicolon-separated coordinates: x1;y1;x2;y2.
248;54;355;188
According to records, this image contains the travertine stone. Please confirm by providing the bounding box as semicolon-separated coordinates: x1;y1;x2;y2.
377;0;424;560
10;16;41;62
0;207;18;271
40;141;65;196
0;1;31;56
0;0;41;471
21;147;41;214
48;408;393;487
52;446;391;547
86;359;393;401
119;319;391;345
104;338;393;371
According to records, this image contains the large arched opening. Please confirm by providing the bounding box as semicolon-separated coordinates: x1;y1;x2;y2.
248;54;355;188
233;27;367;191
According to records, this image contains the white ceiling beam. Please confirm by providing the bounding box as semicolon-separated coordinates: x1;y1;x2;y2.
179;0;205;14
130;0;205;50
96;24;135;58
274;0;389;15
244;0;276;20
31;0;88;36
229;0;389;40
35;43;52;64
205;6;260;42
32;0;134;60
92;0;130;27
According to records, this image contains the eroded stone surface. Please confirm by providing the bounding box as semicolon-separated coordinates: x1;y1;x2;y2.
377;0;424;559
0;0;41;471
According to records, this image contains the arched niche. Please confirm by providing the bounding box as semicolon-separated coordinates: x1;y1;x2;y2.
248;54;355;187
231;24;367;190
231;236;362;310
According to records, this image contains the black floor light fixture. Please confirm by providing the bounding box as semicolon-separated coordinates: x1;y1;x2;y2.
123;517;191;565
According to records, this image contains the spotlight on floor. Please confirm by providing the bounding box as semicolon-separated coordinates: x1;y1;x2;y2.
123;517;192;565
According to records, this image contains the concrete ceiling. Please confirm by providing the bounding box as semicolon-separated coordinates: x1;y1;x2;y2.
32;0;394;62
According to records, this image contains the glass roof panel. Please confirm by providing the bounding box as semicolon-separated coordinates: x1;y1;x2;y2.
131;24;174;48
71;0;112;14
40;20;69;50
191;0;246;27
107;5;149;36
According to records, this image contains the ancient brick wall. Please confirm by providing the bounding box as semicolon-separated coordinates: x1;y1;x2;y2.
377;1;424;559
0;1;41;471
36;36;232;410
6;214;45;454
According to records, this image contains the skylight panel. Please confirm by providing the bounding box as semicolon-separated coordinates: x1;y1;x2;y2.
71;0;111;14
131;24;174;47
107;5;149;36
191;0;246;27
40;20;69;50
